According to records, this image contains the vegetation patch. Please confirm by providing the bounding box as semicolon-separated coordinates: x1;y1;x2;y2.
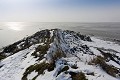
31;30;55;61
0;54;6;61
89;56;120;77
52;50;66;62
32;44;50;60
57;66;69;76
22;61;55;80
1;29;53;60
97;48;120;65
69;72;88;80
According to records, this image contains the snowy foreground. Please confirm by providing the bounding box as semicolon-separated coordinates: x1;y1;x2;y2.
0;29;120;80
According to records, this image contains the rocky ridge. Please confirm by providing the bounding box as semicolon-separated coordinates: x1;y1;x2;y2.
0;29;120;80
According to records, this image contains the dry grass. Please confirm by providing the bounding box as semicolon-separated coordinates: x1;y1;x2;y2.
22;61;55;80
52;50;66;62
32;44;50;60
0;54;6;61
89;56;120;77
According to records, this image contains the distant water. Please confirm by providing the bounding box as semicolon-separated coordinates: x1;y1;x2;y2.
0;22;120;48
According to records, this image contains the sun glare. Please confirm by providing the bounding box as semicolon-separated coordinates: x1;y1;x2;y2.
7;22;24;31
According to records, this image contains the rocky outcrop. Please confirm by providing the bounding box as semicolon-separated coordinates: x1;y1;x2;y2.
0;29;120;80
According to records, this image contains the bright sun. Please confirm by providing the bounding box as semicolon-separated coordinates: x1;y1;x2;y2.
7;22;23;31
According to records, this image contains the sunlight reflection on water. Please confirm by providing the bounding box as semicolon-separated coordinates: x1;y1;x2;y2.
6;22;24;31
0;22;69;48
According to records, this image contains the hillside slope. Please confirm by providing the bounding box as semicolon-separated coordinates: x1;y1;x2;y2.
0;29;120;80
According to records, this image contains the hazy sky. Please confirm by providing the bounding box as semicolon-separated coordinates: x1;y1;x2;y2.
0;0;120;22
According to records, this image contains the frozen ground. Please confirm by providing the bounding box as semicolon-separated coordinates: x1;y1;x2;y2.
0;29;120;80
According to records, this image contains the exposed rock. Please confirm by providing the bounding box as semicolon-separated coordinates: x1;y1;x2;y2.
0;29;120;80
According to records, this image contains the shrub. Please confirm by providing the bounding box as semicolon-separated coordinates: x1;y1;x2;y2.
69;72;88;80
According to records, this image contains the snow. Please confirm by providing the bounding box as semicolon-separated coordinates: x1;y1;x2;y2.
46;42;57;63
106;60;120;68
83;37;120;53
76;62;119;80
0;29;120;80
56;73;71;80
0;44;39;80
89;47;102;56
50;30;54;38
27;71;38;80
36;70;56;80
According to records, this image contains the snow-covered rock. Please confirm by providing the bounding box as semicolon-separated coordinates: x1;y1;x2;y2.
0;29;120;80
